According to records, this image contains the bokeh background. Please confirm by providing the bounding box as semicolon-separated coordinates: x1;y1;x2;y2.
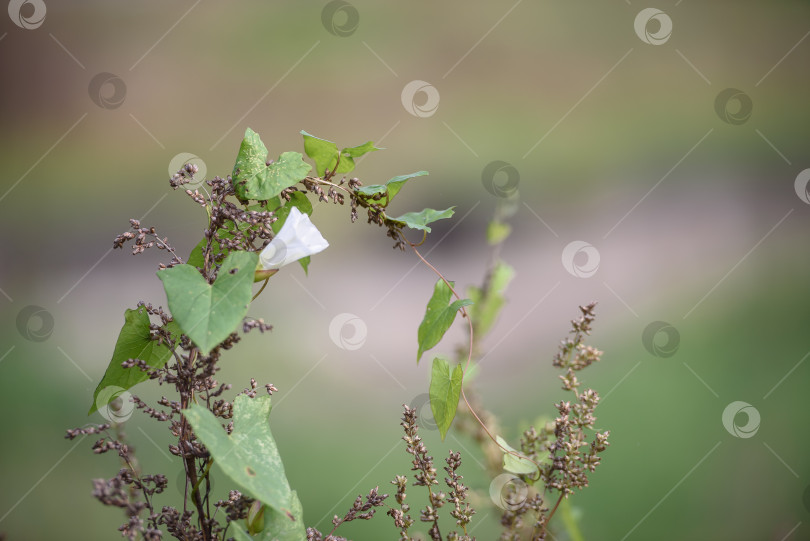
1;1;809;540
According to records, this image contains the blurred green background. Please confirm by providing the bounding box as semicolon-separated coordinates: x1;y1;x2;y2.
1;1;809;540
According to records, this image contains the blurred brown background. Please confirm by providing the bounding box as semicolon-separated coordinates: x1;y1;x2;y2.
1;1;809;539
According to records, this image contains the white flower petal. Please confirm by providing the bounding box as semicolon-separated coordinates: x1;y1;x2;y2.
259;206;329;270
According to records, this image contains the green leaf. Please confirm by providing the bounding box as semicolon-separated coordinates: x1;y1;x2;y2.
301;131;381;177
88;307;181;415
467;262;514;337
301;131;339;177
184;395;301;524
232;128;268;195
230;491;305;541
486;220;512;245
233;128;311;201
429;357;464;440
335;140;380;174
157;251;258;355
187;238;207;269
496;435;541;477
416;279;473;363
263;492;306;540
355;171;428;208
391;207;455;233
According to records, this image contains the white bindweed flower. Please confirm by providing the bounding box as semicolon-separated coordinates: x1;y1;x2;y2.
259;206;329;270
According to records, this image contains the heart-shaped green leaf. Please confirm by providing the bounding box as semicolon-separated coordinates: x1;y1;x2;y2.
233;128;311;201
355;171;428;208
183;395;299;523
157;251;258;355
391;207;455;233
496;435;544;477
430;357;464;440
417;279;473;363
301;130;381;177
88;306;181;415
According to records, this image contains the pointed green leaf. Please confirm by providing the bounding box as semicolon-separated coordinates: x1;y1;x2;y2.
232;128;269;196
417;279;473;363
301;130;381;177
184;395;300;522
496;435;541;476
233;128;310;201
301;131;339;177
430;357;464;440
468;262;514;337
187;238;207;269
391;207;455;233
88;307;181;415
237;152;311;201
338;140;381;173
157;251;258;355
355;171;428;208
